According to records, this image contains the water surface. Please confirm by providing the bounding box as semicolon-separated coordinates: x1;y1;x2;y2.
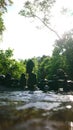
0;90;73;130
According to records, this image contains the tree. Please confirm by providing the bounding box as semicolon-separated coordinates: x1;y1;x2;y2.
19;0;60;39
53;30;73;79
0;48;26;78
0;0;13;34
0;48;14;74
35;55;51;80
26;59;35;73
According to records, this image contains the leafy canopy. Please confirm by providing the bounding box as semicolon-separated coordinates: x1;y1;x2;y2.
53;30;73;78
0;0;13;34
20;0;55;21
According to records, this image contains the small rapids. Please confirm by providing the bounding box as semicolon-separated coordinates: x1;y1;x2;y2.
0;90;73;130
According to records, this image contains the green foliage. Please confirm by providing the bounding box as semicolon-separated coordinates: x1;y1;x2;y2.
36;55;51;80
0;49;13;74
26;59;34;73
0;13;5;34
10;60;26;78
0;48;26;78
31;57;38;74
28;31;73;81
0;0;13;34
20;0;55;20
53;30;73;79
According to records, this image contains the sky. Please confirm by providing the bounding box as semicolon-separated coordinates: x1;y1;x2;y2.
0;0;73;60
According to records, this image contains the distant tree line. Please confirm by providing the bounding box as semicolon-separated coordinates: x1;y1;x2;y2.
0;30;73;81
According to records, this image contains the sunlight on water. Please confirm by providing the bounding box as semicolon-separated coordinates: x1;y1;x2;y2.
68;95;73;102
69;122;73;130
0;91;73;130
66;105;72;109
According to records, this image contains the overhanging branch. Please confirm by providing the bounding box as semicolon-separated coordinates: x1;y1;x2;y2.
35;15;61;39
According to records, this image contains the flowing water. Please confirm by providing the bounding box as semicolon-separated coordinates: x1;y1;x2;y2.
0;90;73;130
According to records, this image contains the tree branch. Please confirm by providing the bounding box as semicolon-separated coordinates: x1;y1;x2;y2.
35;15;61;39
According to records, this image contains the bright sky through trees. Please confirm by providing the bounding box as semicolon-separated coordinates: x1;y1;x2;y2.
0;0;73;60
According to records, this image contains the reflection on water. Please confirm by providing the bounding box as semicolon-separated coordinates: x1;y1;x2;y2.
0;90;73;130
69;122;73;130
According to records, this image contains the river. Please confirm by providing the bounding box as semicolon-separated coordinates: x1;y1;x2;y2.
0;90;73;130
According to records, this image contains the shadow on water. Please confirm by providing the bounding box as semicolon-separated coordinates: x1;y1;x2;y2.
0;90;73;130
